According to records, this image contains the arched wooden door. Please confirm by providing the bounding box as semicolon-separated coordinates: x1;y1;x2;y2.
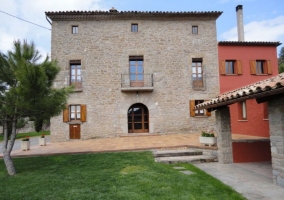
128;103;149;133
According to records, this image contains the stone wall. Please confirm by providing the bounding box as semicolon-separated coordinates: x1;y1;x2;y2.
268;96;284;187
50;17;220;142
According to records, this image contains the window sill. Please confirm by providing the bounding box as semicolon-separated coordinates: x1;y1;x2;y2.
194;116;209;118
67;121;83;124
238;120;248;122
74;89;83;92
224;74;239;76
192;87;206;91
254;74;269;76
263;119;269;121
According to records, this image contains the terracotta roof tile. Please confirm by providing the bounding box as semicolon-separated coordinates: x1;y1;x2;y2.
195;73;284;110
45;10;222;21
218;41;281;46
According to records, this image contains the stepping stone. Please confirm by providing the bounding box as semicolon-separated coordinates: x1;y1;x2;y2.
180;170;195;175
173;166;185;170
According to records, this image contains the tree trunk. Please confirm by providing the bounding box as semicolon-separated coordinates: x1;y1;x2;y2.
2;117;17;175
3;150;16;175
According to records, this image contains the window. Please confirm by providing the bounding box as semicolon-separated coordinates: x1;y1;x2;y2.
192;58;203;88
238;101;247;120
219;60;242;75
70;105;81;120
72;26;78;34
190;100;211;117
70;60;82;89
192;26;198;34
63;104;87;122
129;56;144;87
131;24;138;32
250;60;272;75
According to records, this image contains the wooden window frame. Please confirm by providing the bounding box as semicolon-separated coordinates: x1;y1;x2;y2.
190;100;211;117
72;26;78;34
219;60;242;75
70;60;82;90
250;60;272;75
192;26;198;34
192;58;203;88
131;24;138;32
63;104;87;122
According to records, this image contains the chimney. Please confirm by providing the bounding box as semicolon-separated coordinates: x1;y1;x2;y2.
236;5;245;41
109;7;118;13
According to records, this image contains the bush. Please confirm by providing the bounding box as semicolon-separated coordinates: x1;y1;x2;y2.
201;131;215;137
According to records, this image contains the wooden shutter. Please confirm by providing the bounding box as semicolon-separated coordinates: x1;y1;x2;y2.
206;109;211;116
81;104;87;122
190;100;195;117
219;60;226;75
266;60;272;74
250;60;256;74
236;60;242;74
63;105;69;122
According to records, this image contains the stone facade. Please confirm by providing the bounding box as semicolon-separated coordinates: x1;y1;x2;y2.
47;11;221;142
268;96;284;187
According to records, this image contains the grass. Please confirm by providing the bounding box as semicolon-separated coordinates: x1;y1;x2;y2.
0;131;50;141
0;152;245;200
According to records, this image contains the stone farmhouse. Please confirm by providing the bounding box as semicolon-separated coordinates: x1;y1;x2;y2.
45;8;222;142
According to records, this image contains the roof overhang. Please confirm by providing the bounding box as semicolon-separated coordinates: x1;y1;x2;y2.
218;41;282;47
195;73;284;111
45;10;223;21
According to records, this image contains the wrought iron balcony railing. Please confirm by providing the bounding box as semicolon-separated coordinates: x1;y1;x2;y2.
121;74;154;92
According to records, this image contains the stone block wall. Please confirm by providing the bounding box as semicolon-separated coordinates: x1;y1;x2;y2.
268;96;284;187
50;17;220;142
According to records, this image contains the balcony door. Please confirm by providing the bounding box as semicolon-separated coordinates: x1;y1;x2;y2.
128;103;149;133
192;58;203;88
129;56;144;87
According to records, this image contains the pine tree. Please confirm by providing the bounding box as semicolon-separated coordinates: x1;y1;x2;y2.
0;40;73;175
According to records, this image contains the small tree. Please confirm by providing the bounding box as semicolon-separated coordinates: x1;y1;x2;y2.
0;40;73;175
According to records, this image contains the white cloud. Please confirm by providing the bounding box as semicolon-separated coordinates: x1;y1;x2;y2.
221;16;284;41
0;0;107;56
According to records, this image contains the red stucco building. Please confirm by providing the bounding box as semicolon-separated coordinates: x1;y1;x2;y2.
218;41;281;162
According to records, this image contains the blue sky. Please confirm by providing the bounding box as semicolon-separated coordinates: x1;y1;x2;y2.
0;0;283;57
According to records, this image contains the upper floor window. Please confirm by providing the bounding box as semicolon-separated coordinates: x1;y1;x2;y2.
192;58;203;88
131;24;138;32
192;26;198;34
72;26;78;34
250;60;272;75
63;104;87;122
70;60;82;90
219;60;242;75
189;100;211;117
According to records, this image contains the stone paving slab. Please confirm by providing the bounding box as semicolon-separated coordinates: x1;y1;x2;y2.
194;162;284;200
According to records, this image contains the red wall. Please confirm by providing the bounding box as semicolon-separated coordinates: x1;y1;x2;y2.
233;141;271;163
230;99;269;137
219;44;278;138
219;45;279;93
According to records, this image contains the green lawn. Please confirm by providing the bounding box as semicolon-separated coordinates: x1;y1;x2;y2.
0;152;245;200
0;131;50;141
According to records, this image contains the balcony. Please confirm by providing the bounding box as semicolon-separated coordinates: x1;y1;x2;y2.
121;74;154;92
